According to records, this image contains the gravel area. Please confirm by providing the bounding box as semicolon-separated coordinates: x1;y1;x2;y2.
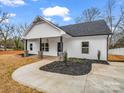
40;58;109;76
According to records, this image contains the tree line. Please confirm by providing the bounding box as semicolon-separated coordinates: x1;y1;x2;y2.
0;10;28;51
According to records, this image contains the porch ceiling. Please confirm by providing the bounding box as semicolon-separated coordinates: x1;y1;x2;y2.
22;33;71;39
22;35;61;39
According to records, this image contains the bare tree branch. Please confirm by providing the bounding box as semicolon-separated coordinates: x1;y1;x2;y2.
12;23;28;50
105;0;124;46
113;9;124;33
0;24;14;50
0;10;9;24
75;7;101;23
105;0;116;31
82;7;101;22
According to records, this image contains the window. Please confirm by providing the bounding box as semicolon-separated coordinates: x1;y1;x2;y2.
30;43;33;51
45;43;49;51
41;43;49;52
57;42;63;52
82;42;89;54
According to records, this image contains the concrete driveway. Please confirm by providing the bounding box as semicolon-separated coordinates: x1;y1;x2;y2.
12;58;124;93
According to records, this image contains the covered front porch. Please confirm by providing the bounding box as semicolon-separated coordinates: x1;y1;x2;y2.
23;36;64;58
22;16;71;58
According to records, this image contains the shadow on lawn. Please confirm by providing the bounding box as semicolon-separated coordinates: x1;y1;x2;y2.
40;58;109;76
18;53;35;57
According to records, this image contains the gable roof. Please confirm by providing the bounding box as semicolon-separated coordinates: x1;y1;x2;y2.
23;16;112;38
60;20;112;37
23;16;66;37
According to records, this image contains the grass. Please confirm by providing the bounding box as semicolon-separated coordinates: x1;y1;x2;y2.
0;51;43;93
0;50;24;55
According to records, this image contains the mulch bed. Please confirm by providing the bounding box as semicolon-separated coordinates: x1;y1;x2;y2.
40;58;109;76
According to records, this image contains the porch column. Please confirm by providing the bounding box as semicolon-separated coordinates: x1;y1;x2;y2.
24;39;28;57
38;38;43;58
59;36;64;61
60;36;63;52
25;39;27;50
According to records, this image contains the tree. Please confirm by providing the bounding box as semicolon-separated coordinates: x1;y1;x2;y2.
0;24;14;50
105;0;115;31
0;10;9;41
82;7;101;22
118;12;124;33
105;0;124;45
0;10;9;24
75;17;83;23
75;7;101;23
12;23;28;50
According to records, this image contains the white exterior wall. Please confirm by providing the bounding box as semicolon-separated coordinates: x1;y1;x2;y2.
27;35;108;60
24;23;65;39
63;35;108;60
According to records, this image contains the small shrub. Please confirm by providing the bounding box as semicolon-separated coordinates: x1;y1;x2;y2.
63;51;68;66
77;60;83;63
68;58;83;63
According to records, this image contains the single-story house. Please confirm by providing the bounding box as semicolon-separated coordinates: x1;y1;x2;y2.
22;16;111;60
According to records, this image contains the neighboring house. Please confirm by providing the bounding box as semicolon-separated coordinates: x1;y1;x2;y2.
22;16;111;60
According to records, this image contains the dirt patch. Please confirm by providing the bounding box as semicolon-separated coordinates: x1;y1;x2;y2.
0;51;42;93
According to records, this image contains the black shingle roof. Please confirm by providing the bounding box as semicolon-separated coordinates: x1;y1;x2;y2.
60;20;112;37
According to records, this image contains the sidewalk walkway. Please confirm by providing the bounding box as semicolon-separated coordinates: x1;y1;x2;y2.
12;59;124;93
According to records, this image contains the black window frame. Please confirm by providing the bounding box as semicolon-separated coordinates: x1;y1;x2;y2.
82;42;89;54
41;43;49;52
30;43;33;51
45;43;49;51
57;42;63;52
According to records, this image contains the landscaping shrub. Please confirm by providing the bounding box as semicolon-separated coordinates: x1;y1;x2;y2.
63;51;68;66
69;58;83;63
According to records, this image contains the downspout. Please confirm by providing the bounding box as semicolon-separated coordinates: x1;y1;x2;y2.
107;35;109;61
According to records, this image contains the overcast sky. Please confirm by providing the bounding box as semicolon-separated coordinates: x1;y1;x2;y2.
0;0;124;26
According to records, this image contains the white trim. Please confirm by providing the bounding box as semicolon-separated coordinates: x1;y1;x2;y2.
39;16;66;34
23;16;68;37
